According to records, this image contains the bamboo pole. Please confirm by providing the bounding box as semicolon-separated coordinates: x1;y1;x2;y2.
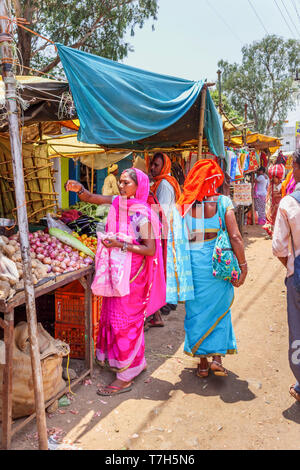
197;84;207;160
0;1;48;450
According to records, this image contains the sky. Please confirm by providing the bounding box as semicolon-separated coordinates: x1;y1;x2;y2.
121;0;300;125
122;0;300;82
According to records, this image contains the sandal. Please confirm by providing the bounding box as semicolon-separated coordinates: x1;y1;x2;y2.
97;384;132;396
147;313;164;327
289;384;300;402
196;367;210;378
211;360;228;377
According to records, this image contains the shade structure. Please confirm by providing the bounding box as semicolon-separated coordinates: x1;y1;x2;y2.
45;133;131;169
0;76;72;130
56;44;225;157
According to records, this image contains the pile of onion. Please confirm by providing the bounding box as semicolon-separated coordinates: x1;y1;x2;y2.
27;230;94;275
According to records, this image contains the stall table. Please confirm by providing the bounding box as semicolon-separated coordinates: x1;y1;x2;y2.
0;265;94;449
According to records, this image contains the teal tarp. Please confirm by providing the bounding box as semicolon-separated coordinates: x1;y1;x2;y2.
57;43;225;157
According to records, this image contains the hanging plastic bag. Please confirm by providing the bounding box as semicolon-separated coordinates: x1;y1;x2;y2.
46;213;73;234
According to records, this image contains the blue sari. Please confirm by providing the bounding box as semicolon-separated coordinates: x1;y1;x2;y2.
166;206;195;304
184;195;237;358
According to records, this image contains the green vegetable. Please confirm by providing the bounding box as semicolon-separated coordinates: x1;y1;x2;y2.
49;228;95;258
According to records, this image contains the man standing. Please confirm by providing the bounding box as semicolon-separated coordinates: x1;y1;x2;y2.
272;149;300;402
102;164;120;196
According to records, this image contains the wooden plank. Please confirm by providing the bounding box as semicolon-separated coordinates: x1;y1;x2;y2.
84;272;93;374
0;267;93;312
1;309;14;450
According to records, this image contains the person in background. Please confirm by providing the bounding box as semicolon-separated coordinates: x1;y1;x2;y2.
177;159;247;377
133;155;168;328
254;166;269;225
102;163;120;196
150;152;182;315
282;169;296;198
263;163;285;238
66;169;165;395
272;149;300;403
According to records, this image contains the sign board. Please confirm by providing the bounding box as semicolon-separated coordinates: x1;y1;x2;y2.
233;182;252;206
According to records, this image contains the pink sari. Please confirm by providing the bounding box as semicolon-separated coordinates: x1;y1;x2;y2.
96;169;166;381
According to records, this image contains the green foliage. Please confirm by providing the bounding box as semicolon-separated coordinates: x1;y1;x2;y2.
217;35;300;136
210;89;244;125
13;0;158;75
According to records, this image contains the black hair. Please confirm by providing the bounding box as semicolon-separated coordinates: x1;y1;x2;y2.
293;149;300;166
153;152;164;164
258;166;266;173
121;168;138;185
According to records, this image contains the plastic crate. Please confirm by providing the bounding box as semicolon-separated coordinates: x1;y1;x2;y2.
54;280;102;358
54;322;99;359
55;281;102;326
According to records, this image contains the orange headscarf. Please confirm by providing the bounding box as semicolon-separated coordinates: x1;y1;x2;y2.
151;153;181;202
177;159;224;217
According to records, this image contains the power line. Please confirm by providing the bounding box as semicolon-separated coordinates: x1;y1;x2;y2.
281;0;300;37
291;0;300;26
206;0;244;45
247;0;269;35
273;0;297;37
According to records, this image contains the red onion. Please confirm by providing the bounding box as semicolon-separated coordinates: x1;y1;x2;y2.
47;266;52;273
36;246;44;254
44;257;51;265
37;254;45;261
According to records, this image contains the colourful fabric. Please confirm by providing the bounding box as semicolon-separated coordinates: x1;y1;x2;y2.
263;166;284;237
177;159;224;217
165;206;194;304
184;195;237;357
282;170;296;197
96;168;166;380
151;154;181;202
212;198;240;282
254;195;266;225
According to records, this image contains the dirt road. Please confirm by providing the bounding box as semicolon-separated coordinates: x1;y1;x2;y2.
11;226;300;450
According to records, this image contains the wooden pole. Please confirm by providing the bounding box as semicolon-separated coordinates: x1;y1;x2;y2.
197;84;207;160
0;1;48;450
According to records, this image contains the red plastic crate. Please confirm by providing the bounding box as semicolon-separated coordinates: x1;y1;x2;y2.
54;322;99;359
54;281;102;358
55;282;102;326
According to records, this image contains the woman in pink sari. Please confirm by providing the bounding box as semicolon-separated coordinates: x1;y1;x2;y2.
66;168;166;395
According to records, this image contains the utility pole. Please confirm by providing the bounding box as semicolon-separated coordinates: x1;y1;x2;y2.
0;0;48;450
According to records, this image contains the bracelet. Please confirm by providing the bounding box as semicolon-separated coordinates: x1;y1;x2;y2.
121;242;128;253
77;186;85;195
239;262;247;267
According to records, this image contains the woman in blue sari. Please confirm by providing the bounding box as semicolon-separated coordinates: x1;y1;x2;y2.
177;160;248;377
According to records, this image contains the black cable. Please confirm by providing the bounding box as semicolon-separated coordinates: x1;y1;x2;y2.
247;0;269;35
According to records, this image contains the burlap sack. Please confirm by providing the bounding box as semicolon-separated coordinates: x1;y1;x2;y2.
0;321;70;420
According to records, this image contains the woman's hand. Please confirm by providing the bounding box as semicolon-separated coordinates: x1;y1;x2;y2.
231;267;247;288
65;180;83;193
101;237;122;249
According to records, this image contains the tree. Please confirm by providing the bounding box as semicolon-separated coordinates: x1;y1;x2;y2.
12;0;158;75
217;35;300;136
210;89;244;127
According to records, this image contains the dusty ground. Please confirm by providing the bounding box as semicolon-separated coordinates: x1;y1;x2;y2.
8;225;300;450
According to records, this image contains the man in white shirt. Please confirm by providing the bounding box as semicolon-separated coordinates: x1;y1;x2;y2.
272;149;300;403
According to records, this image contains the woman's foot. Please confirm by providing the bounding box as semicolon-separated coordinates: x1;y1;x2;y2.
289;384;300;402
97;378;132;396
147;311;164;327
196;358;210;378
210;357;228;376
